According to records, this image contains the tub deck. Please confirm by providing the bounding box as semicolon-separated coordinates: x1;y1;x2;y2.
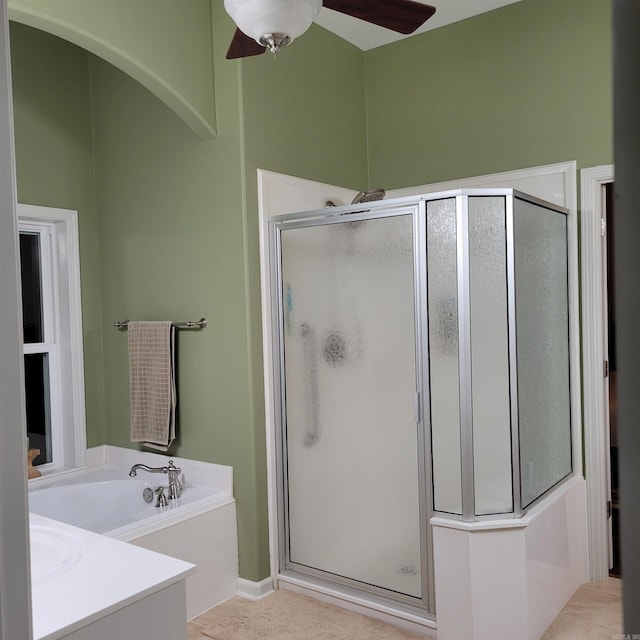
28;445;239;620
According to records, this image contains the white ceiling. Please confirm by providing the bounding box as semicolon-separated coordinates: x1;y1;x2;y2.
314;0;525;51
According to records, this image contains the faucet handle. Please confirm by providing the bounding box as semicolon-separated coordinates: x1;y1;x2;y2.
155;486;168;508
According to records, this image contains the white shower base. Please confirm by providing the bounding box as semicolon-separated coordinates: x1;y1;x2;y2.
433;476;588;640
275;476;587;639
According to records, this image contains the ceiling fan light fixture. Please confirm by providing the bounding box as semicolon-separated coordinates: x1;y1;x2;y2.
259;34;291;56
224;0;322;54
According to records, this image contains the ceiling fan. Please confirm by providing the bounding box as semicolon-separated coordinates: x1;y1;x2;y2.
224;0;436;59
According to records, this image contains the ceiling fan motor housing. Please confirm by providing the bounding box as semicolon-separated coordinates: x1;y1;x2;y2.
224;0;322;46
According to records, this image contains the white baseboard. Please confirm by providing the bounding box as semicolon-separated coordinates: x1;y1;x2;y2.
236;577;274;601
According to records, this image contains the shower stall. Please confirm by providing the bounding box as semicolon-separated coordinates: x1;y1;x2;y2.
267;189;574;621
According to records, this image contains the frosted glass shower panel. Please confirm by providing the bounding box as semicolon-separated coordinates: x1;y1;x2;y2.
279;213;422;599
513;198;572;508
427;198;463;515
468;197;513;515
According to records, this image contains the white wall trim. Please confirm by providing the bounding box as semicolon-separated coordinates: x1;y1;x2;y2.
236;577;274;601
580;164;615;580
387;160;577;207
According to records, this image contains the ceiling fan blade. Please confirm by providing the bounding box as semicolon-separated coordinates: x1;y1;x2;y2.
226;28;266;59
323;0;435;35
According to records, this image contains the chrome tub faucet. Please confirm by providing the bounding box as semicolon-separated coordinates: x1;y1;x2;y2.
129;459;183;499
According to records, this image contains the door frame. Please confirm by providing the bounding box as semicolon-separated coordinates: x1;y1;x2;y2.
581;164;615;580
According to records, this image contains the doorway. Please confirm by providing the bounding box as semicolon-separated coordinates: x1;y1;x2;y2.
605;182;621;577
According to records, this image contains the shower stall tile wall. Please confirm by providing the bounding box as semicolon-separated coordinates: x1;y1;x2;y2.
266;189;580;633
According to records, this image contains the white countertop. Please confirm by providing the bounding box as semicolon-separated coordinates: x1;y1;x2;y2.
30;513;195;640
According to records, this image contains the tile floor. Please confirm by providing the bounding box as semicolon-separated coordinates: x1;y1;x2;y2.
542;577;623;639
187;577;623;640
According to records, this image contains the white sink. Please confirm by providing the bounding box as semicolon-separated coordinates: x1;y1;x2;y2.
30;525;84;584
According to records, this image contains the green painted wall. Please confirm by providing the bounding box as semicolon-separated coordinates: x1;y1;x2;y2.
10;23;106;447
241;24;367;190
9;0;613;585
9;0;217;138
88;5;366;581
365;0;612;189
88;16;261;576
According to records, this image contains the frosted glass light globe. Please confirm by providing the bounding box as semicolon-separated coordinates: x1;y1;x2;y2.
224;0;322;53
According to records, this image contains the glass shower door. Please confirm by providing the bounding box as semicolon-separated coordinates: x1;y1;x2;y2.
276;209;425;605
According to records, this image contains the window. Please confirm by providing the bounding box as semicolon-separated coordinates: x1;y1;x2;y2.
20;224;56;465
18;205;86;472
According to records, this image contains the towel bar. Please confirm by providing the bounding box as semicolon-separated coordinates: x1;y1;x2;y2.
114;318;207;329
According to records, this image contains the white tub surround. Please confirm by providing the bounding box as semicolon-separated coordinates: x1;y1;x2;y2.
28;445;239;619
30;513;194;640
432;477;588;640
30;445;233;493
29;470;229;540
82;444;232;492
131;502;238;618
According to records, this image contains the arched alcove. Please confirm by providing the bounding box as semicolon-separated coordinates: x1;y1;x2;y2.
9;0;217;139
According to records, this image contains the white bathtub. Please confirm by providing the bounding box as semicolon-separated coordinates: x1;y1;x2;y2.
28;446;239;619
29;468;225;539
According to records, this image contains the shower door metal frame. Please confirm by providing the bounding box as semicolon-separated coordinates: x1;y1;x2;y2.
505;193;524;517
432;190;573;522
509;193;573;513
269;198;435;617
267;188;573;618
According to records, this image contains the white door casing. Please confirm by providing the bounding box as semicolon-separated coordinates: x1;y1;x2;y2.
581;164;615;581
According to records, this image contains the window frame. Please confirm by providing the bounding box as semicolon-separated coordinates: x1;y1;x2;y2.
18;204;87;473
20;222;61;467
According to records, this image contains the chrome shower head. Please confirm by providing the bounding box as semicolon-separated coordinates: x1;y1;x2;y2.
351;189;385;204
